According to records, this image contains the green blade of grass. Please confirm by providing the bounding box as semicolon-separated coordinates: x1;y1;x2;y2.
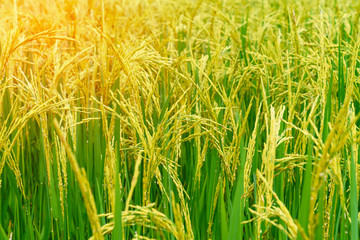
228;137;246;240
113;144;123;240
349;142;358;240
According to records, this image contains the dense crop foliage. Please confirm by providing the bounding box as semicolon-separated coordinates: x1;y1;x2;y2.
0;0;359;239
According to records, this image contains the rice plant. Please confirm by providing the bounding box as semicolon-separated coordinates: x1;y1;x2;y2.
0;0;359;239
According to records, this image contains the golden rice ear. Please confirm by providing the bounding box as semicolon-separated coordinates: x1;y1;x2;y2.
54;119;104;240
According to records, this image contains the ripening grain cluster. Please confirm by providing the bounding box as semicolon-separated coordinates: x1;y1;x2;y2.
0;0;359;239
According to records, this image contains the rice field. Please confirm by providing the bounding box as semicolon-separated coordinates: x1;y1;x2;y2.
0;0;359;239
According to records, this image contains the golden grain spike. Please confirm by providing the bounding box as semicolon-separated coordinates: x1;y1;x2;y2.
53;119;104;240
